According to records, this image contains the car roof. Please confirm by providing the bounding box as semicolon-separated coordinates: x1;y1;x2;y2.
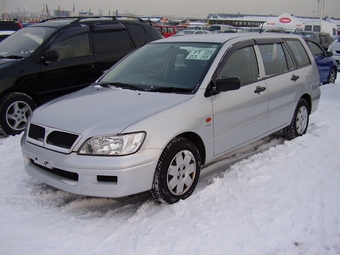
153;32;303;44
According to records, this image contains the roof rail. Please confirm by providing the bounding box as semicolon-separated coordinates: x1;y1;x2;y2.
39;16;150;24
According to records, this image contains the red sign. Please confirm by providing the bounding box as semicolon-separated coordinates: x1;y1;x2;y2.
279;17;291;23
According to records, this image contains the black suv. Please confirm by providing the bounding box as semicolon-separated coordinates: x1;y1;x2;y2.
0;17;162;135
0;21;22;31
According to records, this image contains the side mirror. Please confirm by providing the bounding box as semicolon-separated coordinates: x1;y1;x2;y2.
205;76;241;97
42;50;59;61
326;51;333;57
216;76;241;92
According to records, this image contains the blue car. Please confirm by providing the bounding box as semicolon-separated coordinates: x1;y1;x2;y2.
304;37;337;84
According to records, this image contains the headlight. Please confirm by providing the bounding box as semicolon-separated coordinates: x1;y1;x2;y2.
78;132;146;155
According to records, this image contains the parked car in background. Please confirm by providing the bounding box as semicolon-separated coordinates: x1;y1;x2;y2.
152;24;179;38
0;20;22;42
328;37;340;70
0;30;15;42
0;16;162;136
171;29;211;36
0;20;23;31
241;27;261;32
186;25;210;30
304;37;337;84
21;33;320;204
293;31;334;50
240;27;287;33
208;24;235;33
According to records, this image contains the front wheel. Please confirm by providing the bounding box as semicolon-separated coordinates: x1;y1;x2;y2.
151;137;201;204
282;98;309;140
0;92;37;136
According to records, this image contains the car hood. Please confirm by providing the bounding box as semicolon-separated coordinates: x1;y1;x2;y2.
0;58;20;69
32;85;192;136
330;41;340;50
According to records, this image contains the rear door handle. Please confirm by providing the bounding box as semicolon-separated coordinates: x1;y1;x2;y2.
291;74;300;81
254;86;266;94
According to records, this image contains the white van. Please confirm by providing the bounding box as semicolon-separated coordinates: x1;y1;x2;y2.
304;20;338;37
21;33;321;204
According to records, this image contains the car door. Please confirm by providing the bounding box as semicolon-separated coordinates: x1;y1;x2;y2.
258;39;311;131
212;41;269;156
37;26;97;103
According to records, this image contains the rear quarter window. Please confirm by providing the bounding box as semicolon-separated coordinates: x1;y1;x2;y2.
124;23;147;47
284;39;311;67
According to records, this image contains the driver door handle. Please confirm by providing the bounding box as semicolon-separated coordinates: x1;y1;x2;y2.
254;86;266;94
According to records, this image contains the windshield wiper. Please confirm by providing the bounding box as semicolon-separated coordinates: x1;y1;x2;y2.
98;82;146;91
1;55;25;59
150;87;193;94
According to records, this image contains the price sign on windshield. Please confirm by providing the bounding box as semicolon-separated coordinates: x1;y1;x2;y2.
186;48;216;60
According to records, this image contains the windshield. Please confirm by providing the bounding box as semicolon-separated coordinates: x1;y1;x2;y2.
0;26;55;58
98;42;221;93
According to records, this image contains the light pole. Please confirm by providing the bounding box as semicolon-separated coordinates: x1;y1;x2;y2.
2;0;5;17
319;0;325;31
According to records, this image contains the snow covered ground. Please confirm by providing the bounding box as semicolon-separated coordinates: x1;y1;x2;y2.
1;79;340;255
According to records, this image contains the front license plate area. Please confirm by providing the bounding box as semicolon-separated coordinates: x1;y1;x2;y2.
33;156;53;169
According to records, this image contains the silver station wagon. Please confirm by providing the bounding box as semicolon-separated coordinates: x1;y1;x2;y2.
21;33;321;204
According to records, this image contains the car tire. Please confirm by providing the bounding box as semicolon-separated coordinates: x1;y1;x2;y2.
327;67;337;84
0;92;37;136
282;99;309;140
151;137;201;204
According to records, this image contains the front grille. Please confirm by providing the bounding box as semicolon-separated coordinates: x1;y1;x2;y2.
27;124;81;153
28;124;45;142
46;131;78;149
31;159;79;181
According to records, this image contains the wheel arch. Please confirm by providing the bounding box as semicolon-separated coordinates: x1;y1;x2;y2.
300;93;312;114
175;132;206;165
0;87;41;108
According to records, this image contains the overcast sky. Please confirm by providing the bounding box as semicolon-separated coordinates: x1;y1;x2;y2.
3;0;340;18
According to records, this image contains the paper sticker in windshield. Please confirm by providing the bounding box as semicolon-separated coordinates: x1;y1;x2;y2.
185;48;216;60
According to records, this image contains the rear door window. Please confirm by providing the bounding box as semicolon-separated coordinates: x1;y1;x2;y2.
92;24;133;54
258;43;294;76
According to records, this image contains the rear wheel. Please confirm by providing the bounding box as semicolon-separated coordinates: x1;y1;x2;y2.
0;92;37;136
151;137;201;204
327;67;337;84
283;99;309;140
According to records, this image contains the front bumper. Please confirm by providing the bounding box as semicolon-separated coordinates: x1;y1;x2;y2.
21;137;160;198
